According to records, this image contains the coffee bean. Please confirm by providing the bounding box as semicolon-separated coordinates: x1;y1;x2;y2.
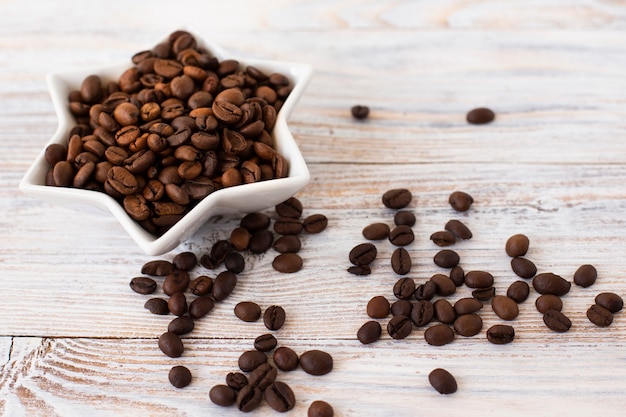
389;225;414;246
382;188;412;209
367;295;390;318
390;248;411;275
411;300;434;327
275;197;303;218
303;213;328;233
433;249;460;268
429;368;458;395
466;107;495;124
424;324;455;346
299;350;333;376
587;304;613;327
349;243;377;266
130;276;157;294
163;270;190;296
535;294;563;314
357;320;382;344
230;227;251;251
394;210;416;227
172;251;196;271
454;313;483;337
505;234;530;257
472;287;495;301
226;372;248;390
510;257;537;279
248;363;277;390
595;292;623;313
212;271;237;301
240;212;271;232
168;292;187;316
272;253;303;273
254;334;278;352
430;274;456;297
236;385;263;412
308;400;334;417
224;252;245;273
430;230;456;247
449;266;465;287
238;350;268;372
444;219;472;240
264;305;286;330
464;270;494;289
189;275;213;296
248;229;274;254
414;281;437;301
574;264;597;288
543;309;572;332
393;278;416;300
391;299;413;317
273;346;299;371
210;384;236;407
158;331;184;358
492;295;519;320
351;105;370;119
274;216;303;235
347;265;371;276
454;297;483;315
168;315;194;335
144;297;169;315
387;314;413;339
448;191;473;212
507;281;530;303
273;235;301;253
486;324;515;344
264;381;296;412
532;272;571;296
433;299;456;324
362;223;390;240
141;260;175;276
234;301;261;322
168;365;192;388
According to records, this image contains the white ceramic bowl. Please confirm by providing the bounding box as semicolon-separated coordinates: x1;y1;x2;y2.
20;31;313;255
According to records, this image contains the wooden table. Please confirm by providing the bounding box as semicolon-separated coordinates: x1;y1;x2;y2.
2;1;626;416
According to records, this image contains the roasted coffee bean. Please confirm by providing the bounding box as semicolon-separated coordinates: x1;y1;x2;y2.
466;107;495;124
107;166;139;195
141;260;175;276
273;235;301;253
189;275;213;296
505;234;530;257
393;278;416;300
275;197;303;218
449;266;465;287
454;297;483;315
411;300;434;327
430;274;456;297
264;381;296;412
391;247;411;275
511;257;537;279
224;252;245;274
212;271;237;301
254;334;278;352
130;276;157;294
464;270;494;289
587;304;613;327
238;350;268;372
234;301;262;322
303;213;328;233
348;265;371;276
454;313;483;337
172;251;197;271
188;295;214;319
363;223;390;240
168;365;192;388
158;331;184;358
240;212;271;231
533;272;571;296
394;210;416;227
387;314;413;339
264;305;286;330
144;297;169;315
535;294;563;314
595;292;623;313
308;400;334;417
248;229;274;254
433;299;456;324
248;363;278;390
367;295;390;318
429;368;457;394
168;292;187;316
210;239;233;265
236;385;263;412
424;324;455;346
351;105;370;119
574;264;597;288
300;350;333;376
230;227;251;251
272;253;303;273
391;299;413;317
430;230;456;247
226;372;248;391
210;384;237;407
274;216;303;235
507;281;530;303
357;320;382;344
389;225;414;246
414;281;437;301
163;270;190;296
382;188;412;209
491;295;519;320
168;315;194;335
433;249;460;268
472;287;495;301
273;346;299;371
448;191;473;212
445;219;472;240
543;309;572;332
349;243;377;266
81;74;102;104
486;324;515;344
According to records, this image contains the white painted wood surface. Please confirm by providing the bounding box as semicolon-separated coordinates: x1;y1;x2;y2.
1;1;626;416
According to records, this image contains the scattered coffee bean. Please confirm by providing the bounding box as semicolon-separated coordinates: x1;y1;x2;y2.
172;251;197;271
236;384;263;412
454;313;483;337
430;274;456;297
543;309;572;332
144;297;169;315
272;252;303;273
141;260;175;276
299;350;333;376
347;265;371;276
168;365;192;388
349;243;377;266
393;278;416;300
163;270;190;296
234;301;262;322
264;305;286;330
464;270;494;289
510;257;537;279
466;107;495;124
274;216;303;235
507;281;530;304
249;229;274;254
130;276;157;294
532;272;571;296
491;295;519;320
275;197;303;218
433;299;456;324
241;212;271;232
303;213;328;233
168;315;195;335
574;264;597;288
351;104;370;119
486;324;515;344
189;275;213;296
433;249;460;268
158;331;184;358
230;227;251;251
382;188;412;209
224;252;245;274
367;295;390;319
449;266;465;287
387;314;413;339
389;225;415;246
238;350;268;372
424;324;455;346
535;294;563;314
168;292;188;316
212;271;237;301
188;295;214;319
411;300;434;327
264;381;296;412
273;235;302;253
391;299;413;317
362;222;390;240
254;333;278;352
394;210;416;227
472;287;496;301
273;346;299;371
430;230;456;247
448;191;473;212
226;372;249;391
210;384;237;407
444;219;472;240
429;368;457;394
415;281;437;301
595;292;623;313
357;320;382;344
454;297;483;315
505;234;530;257
308;400;334;417
586;304;613;327
248;363;277;390
391;247;412;275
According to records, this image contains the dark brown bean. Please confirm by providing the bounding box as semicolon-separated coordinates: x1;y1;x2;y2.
272;253;303;273
491;295;519;320
595;292;624;313
511;257;537;279
349;243;377;266
424;324;455;346
454;297;483;315
249;363;278;391
391;247;412;275
210;384;236;407
543;309;572;332
264;381;296;412
535;294;563;314
387;314;413;339
466;107;495;124
454;313;483;337
433;299;456;324
254;334;278;352
448;191;473;212
433;249;460;268
464;270;494;289
382;188;412;209
389;225;414;246
144;297;169;315
238;350;268;373
168;365;192;388
303;213;328;233
532;272;571;296
411;300;434;327
234;301;262;322
130;276;157;294
505;234;530;257
430;274;456;297
264;305;286;331
141;259;175;276
273;346;299;371
362;223;390;240
163;270;190;296
158;331;184;358
444;219;472;240
586;304;613;327
367;295;390;319
507;281;530;303
393;277;416;300
574;264;598;288
299;350;333;376
486;324;515;344
188;296;214;319
275;197;303;218
168;316;194;335
236;385;262;412
357;320;382;344
429;368;457;394
430;230;456;247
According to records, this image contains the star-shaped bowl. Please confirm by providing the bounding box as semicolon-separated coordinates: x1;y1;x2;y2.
20;30;313;255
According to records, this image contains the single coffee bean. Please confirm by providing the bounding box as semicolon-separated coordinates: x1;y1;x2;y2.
168;315;194;335
449;266;465;287
535;294;563;314
264;381;296;412
264;305;286;330
168;292;188;316
382;188;412;209
595;292;623;313
303;213;328;233
351;104;370;119
543;309;572;332
429;368;457;394
273;235;301;253
367;295;390;318
414;281;437;301
454;297;483;315
210;384;236;407
411;300;434;327
144;297;169;315
466;107;495;124
433;250;460;268
491;295;519;320
393;278;416;300
391;299;413;317
163;270;190;296
248;363;278;391
158;331;184;358
472;287;496;301
574;264;597;288
533;272;571;296
387;314;413;339
236;385;263;412
168;365;192;388
226;372;248;391
188;296;214;319
510;257;537;279
349;243;377;266
507;281;530;304
363;223;390;240
248;229;274;254
430;230;456;247
234;301;261;322
448;191;473;212
273;346;299;371
357;320;382;344
454;313;483;337
212;271;237;301
424;324;455;346
347;265;371;276
274;216;303;235
430;274;456;297
464;270;494;289
587;304;613;327
394;210;416;227
299;350;333;376
240;212;271;232
308;400;334;417
230;227;251;251
254;334;278;352
486;324;515;344
172;251;197;271
505;234;530;257
224;252;245;274
444;219;472;240
433;299;456;324
238;350;268;372
272;253;303;273
389;225;414;246
189;275;213;296
141;260;175;276
275;197;303;218
130;276;157;294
